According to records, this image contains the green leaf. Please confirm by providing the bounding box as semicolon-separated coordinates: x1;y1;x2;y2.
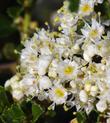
88;109;100;123
76;111;87;123
7;7;23;19
0;86;10;114
1;104;25;123
69;0;80;12
46;110;56;118
0;15;16;37
32;102;44;123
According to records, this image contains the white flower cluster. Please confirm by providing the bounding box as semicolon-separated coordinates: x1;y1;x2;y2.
5;0;110;118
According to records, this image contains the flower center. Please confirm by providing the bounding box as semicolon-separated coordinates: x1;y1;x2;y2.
55;88;65;97
89;29;98;38
81;4;92;13
64;65;74;75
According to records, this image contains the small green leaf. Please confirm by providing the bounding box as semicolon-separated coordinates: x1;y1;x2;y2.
7;7;23;19
88;109;100;123
76;111;87;123
0;86;10;114
1;104;25;123
69;0;80;12
32;102;44;123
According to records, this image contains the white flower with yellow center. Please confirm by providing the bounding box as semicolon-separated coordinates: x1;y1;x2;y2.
49;85;68;104
57;60;78;80
79;0;94;16
81;19;104;41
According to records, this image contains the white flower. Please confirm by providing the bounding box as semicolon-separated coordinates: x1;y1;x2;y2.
20;74;36;86
12;89;24;101
40;46;52;55
107;118;110;123
106;69;110;84
25;86;38;96
98;90;110;104
96;100;107;112
20;47;38;67
70;81;77;89
78;0;94;16
49;85;68;104
56;1;78;35
84;82;91;92
71;43;80;54
83;43;98;62
57;59;78;80
60;13;78;35
56;35;71;46
48;59;58;78
36;29;50;41
79;90;88;103
19;74;38;96
36;55;52;75
81;19;104;41
5;80;11;89
5;75;20;90
38;76;52;90
90;85;98;97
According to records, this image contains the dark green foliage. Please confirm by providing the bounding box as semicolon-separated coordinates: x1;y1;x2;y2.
0;86;10;114
32;102;44;123
94;0;110;19
1;104;25;123
7;7;23;19
69;0;80;12
76;111;87;123
0;15;16;38
76;110;100;123
88;110;99;123
0;86;44;123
